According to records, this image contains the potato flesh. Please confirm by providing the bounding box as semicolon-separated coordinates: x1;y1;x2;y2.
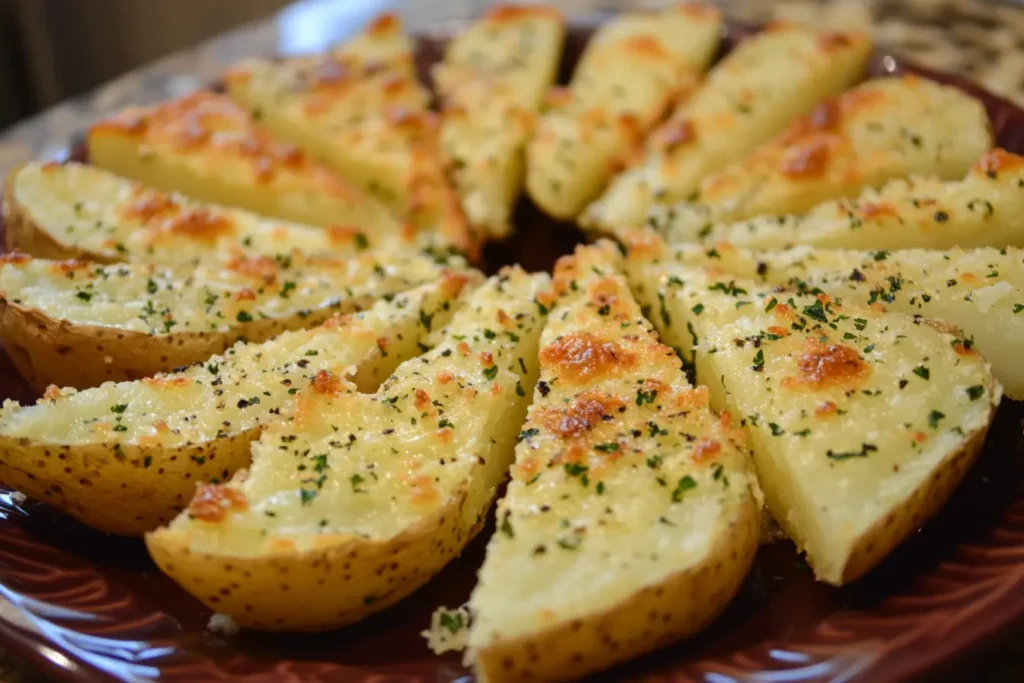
160;269;547;555
525;6;720;219
0;250;444;335
581;25;871;232
629;265;997;584
469;246;758;674
658;151;1024;249
225;17;472;254
666;243;1024;399
7;162;403;264
648;76;992;226
436;6;564;234
0;280;463;447
87;93;399;233
440;114;527;237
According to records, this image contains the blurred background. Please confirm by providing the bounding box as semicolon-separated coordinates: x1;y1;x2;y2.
0;0;299;128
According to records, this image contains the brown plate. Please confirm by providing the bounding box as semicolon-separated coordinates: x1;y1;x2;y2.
2;15;1024;683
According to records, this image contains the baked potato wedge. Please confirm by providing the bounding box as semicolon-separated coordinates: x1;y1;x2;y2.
654;148;1024;249
435;4;565;236
225;15;475;256
0;248;452;390
645;75;991;228
436;5;565;117
627;258;1000;584
3;161;413;265
146;267;549;630
642;239;1024;399
581;23;872;233
332;12;416;72
526;5;721;220
0;275;473;536
466;245;759;682
87;91;402;236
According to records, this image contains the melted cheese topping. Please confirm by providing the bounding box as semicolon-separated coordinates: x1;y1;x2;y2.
628;262;998;584
652;148;1024;250
87;92;399;232
526;5;721;219
438;5;564;112
581;24;871;232
0;249;447;334
334;13;416;71
469;246;757;651
9;162;414;264
649;75;991;224
225;14;474;255
0;279;468;448
436;5;564;235
662;242;1024;399
161;268;547;554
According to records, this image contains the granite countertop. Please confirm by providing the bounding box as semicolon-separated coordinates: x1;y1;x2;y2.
1;0;1023;680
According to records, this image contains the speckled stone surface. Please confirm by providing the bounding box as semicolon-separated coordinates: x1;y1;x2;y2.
1;0;1024;680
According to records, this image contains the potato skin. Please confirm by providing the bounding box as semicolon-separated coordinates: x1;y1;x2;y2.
2;168;112;262
832;380;996;584
471;493;759;683
0;427;258;536
146;481;490;631
0;298;358;393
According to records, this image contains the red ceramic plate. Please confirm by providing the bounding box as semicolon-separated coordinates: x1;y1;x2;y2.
1;16;1024;683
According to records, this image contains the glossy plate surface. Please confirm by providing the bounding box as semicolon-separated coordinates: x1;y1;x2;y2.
1;17;1024;683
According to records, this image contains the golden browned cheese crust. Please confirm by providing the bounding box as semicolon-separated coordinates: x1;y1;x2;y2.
581;24;873;233
87;91;402;233
649;148;1024;251
688;75;992;220
0;279;473;536
3;161;415;266
467;245;760;682
224;14;478;257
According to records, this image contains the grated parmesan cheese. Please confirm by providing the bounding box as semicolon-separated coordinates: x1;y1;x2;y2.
207;613;240;636
422;605;471;655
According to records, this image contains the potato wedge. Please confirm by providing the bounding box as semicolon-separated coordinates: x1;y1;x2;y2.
645;75;991;228
87;91;402;236
435;5;565;236
0;249;452;391
146;267;549;630
526;5;721;220
3;161;416;265
580;24;872;233
466;245;759;682
627;259;999;584
225;15;475;256
654;148;1024;249
0;276;473;536
436;5;565;116
332;12;415;71
640;239;1024;399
